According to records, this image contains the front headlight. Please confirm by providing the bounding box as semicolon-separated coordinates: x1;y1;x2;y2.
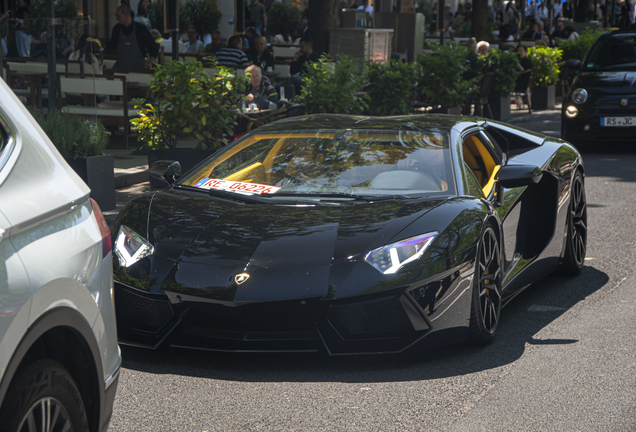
364;232;438;275
565;105;578;118
572;88;588;104
114;225;155;267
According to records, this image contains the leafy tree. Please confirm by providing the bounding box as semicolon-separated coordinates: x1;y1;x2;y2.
297;54;368;114
365;60;418;116
416;42;478;108
131;59;249;150
267;2;301;39
477;49;520;96
181;0;222;38
558;28;604;62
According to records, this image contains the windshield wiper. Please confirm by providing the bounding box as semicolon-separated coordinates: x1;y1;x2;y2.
270;192;411;201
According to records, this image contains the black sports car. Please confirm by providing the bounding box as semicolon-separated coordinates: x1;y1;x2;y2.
562;29;636;147
112;115;586;355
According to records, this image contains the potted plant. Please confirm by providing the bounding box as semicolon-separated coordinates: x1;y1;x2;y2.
478;49;520;121
558;28;604;62
131;59;248;184
30;109;115;210
528;45;562;110
365;59;418;116
296;54;368;114
416;42;478;114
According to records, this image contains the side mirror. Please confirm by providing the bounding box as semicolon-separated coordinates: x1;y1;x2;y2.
496;164;543;189
565;59;581;71
149;160;182;186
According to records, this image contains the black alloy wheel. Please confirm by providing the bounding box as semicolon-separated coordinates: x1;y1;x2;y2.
0;359;89;432
469;224;502;345
559;171;587;275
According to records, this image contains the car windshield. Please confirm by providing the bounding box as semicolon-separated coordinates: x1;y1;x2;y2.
584;34;636;71
179;128;454;198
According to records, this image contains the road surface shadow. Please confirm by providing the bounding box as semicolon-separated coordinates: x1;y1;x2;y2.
120;265;609;384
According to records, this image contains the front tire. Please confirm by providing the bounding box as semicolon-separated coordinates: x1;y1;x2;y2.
0;359;89;432
469;224;502;345
559;171;587;275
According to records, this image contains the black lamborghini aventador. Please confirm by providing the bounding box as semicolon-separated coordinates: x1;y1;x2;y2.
112;115;587;355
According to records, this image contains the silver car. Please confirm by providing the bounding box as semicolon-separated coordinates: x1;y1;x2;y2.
0;80;120;431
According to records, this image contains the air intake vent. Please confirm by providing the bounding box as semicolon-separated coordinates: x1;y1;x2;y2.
328;296;414;339
115;286;174;333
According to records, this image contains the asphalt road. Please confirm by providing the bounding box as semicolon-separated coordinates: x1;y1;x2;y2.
108;111;636;431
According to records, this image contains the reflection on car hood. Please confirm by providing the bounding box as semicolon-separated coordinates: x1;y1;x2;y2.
141;190;445;302
575;71;636;90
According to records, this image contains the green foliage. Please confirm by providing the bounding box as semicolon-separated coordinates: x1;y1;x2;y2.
30;109;107;159
365;60;417;116
147;0;187;34
477;49;520;96
181;0;222;37
528;45;562;87
297;54;369;115
267;2;302;36
558;28;605;62
131;59;249;150
416;42;478;108
449;16;471;37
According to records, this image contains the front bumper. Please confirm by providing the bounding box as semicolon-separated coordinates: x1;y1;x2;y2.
114;267;473;355
562;107;636;143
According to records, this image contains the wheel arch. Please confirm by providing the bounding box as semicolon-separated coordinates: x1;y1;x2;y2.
0;307;104;432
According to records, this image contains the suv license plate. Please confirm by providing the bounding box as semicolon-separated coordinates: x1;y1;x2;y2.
600;117;636;127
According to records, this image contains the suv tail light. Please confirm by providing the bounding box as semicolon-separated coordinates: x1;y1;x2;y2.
90;198;112;258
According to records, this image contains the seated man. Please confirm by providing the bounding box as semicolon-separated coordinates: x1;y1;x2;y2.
245;64;279;110
202;30;227;56
290;38;320;95
247;35;274;70
185;25;204;54
214;35;250;67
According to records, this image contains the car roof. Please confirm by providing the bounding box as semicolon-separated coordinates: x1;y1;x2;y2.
257;114;462;133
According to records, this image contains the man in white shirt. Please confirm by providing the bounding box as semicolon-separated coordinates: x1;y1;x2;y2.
553;0;563;18
357;0;374;18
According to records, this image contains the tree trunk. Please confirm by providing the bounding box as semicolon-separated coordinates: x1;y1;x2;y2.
471;0;489;41
575;0;593;21
308;0;340;56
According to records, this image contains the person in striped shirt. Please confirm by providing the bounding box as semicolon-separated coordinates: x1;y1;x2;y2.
214;35;250;67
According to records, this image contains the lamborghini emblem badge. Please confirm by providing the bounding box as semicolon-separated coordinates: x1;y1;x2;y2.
235;273;250;285
620;99;629;107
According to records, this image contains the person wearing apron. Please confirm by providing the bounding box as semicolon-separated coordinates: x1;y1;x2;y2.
107;4;157;69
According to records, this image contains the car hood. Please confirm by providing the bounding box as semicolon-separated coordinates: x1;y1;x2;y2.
119;189;448;302
574;71;636;92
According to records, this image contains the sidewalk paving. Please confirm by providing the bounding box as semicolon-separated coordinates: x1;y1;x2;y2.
104;105;564;228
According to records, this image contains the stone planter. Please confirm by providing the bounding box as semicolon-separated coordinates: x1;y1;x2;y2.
147;148;217;188
531;85;556;110
487;94;512;121
66;154;116;211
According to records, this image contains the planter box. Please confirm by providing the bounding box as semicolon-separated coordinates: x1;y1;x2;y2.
147;148;217;188
531;85;556;110
488;94;512;121
66;154;116;211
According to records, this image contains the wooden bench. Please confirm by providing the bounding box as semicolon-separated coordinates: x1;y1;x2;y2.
57;74;141;148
